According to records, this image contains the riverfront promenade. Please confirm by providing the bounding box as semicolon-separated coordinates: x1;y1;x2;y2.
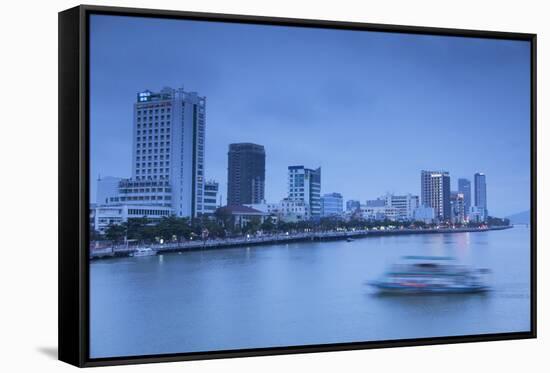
90;225;512;259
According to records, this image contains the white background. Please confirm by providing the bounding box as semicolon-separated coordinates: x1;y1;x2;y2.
0;0;547;371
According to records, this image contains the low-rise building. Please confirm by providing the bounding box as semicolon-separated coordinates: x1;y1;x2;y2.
244;201;281;215
244;201;281;224
383;193;419;221
365;198;386;207
359;193;419;221
92;204;173;234
215;205;269;229
469;206;487;223
279;198;310;222
360;205;400;221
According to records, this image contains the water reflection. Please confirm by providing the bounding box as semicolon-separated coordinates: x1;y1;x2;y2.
90;228;531;358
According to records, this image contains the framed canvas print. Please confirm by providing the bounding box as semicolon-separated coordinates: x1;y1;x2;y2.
58;5;537;367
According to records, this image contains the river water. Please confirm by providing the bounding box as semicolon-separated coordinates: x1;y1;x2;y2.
90;227;531;358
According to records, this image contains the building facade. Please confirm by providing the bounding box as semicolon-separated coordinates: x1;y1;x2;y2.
474;172;488;217
288;166;321;220
321;193;344;217
227;143;266;206
421;170;451;222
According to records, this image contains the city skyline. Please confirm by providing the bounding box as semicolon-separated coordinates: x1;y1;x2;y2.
90;15;531;216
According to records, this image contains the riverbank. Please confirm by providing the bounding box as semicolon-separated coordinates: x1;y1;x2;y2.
90;225;513;259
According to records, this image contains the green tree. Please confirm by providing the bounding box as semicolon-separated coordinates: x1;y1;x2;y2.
260;216;276;232
486;216;510;227
411;220;427;228
126;217;149;241
155;216;192;241
199;215;226;238
104;223;126;243
215;208;233;229
244;216;262;235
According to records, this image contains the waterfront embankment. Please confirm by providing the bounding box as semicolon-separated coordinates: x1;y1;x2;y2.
90;225;512;259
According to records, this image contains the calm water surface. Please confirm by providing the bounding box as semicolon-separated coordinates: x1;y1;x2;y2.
90;227;531;358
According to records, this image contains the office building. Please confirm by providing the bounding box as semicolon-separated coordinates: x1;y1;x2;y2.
227;143;266;206
279;198;310;222
288;165;321;220
383;193;420;221
474;172;488;217
321;192;344;217
131;86;206;217
421;170;451;221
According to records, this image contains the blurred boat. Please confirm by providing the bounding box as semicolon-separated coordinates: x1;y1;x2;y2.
370;256;490;294
130;247;156;257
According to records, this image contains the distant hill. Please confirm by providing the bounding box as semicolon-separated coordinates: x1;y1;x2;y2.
506;210;531;225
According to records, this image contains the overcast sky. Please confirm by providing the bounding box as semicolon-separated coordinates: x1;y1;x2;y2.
89;15;531;217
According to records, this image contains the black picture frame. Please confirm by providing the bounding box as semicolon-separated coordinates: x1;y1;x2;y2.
58;4;537;367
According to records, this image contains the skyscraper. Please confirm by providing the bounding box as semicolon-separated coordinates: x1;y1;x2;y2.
124;86;206;218
474;172;488;216
288;166;321;220
227;143;266;206
458;178;472;216
421;170;451;221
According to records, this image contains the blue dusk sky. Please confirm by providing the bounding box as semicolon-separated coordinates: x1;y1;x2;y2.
89;15;531;217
